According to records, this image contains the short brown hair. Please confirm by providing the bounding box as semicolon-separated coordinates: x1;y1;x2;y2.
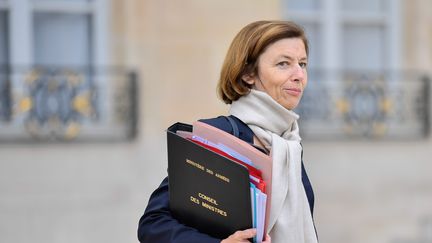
217;20;309;104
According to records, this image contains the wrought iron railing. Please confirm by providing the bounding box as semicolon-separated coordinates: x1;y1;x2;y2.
1;68;429;141
295;70;430;140
0;66;138;142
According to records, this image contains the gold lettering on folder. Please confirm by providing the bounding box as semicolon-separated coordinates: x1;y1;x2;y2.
198;193;218;205
185;159;230;183
189;192;228;217
185;159;205;171
215;173;230;183
201;201;228;217
190;196;200;205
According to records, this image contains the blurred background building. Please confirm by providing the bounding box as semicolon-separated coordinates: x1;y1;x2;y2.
0;0;431;242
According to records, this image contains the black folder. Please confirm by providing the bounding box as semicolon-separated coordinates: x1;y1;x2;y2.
167;122;253;239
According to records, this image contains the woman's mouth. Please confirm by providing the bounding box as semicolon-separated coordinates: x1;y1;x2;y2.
284;88;302;96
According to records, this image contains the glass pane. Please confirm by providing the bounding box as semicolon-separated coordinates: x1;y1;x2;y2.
342;25;385;70
300;22;321;68
342;0;386;13
0;11;8;65
33;13;91;67
286;0;320;11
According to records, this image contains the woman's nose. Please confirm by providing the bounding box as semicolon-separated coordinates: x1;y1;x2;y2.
291;64;305;82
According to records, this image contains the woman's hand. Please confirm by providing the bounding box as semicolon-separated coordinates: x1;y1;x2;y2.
221;229;271;243
262;233;271;243
221;229;256;243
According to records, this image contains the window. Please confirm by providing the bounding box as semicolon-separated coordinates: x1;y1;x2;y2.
283;0;400;71
0;0;137;142
283;0;427;139
5;0;106;67
33;12;92;67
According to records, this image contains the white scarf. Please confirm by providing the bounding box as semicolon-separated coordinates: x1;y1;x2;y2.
229;89;317;243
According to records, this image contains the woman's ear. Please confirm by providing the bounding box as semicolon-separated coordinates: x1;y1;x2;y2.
241;73;255;85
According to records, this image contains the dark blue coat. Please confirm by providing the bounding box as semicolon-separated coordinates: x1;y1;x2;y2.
137;116;315;243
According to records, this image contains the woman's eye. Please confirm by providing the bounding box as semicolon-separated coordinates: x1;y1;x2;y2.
299;62;308;68
277;61;289;67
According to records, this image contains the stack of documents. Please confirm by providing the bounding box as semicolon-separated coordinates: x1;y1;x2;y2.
167;121;272;243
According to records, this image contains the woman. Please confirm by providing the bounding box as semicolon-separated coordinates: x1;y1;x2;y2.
138;20;317;243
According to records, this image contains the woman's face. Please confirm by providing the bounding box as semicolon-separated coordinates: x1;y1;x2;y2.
243;37;308;110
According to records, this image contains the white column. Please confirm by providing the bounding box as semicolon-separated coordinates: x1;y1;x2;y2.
92;0;113;129
8;0;33;133
92;0;109;67
9;0;33;67
388;0;401;71
322;0;341;73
